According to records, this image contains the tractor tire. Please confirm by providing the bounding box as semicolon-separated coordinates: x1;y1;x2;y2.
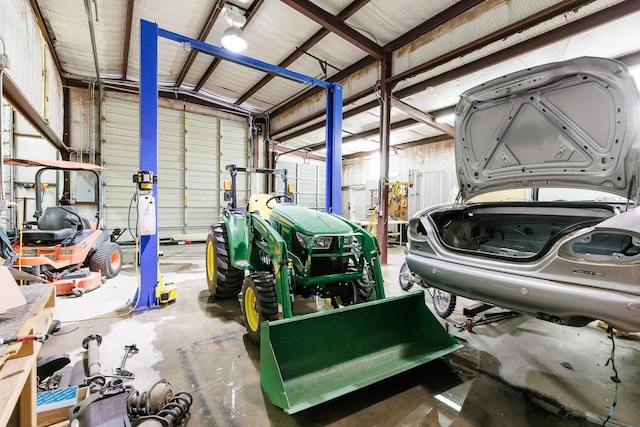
206;224;243;298
241;272;278;345
350;265;378;304
89;242;122;279
432;288;457;319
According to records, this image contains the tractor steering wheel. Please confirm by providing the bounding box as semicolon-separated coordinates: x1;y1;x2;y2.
266;194;293;209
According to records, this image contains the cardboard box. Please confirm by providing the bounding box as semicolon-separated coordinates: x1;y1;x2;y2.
36;386;87;427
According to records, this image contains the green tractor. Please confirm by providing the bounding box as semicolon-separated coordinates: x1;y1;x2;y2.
206;164;461;414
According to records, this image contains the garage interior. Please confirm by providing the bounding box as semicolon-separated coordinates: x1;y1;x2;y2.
1;0;639;426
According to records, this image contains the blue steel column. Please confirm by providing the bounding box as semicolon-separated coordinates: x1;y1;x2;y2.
325;83;343;214
138;20;159;309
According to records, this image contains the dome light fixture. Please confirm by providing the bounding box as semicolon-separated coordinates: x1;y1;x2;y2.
221;26;247;53
221;6;247;53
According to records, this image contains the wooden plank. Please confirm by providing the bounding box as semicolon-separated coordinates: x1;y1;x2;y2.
0;285;55;426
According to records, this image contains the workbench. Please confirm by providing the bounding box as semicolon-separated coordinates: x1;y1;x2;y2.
0;283;55;426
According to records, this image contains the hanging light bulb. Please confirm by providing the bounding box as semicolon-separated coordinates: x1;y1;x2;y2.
221;26;247;52
221;6;247;53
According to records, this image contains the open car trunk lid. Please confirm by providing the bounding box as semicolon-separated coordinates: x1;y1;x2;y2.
455;57;640;201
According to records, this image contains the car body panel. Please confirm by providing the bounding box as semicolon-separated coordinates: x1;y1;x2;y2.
407;57;640;331
456;57;640;200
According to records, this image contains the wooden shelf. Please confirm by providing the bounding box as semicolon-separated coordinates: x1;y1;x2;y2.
0;284;55;427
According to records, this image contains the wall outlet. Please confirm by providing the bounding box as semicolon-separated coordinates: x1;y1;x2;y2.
0;54;9;69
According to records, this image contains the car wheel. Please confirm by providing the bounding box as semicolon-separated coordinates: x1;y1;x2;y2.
398;262;414;291
432;288;457;318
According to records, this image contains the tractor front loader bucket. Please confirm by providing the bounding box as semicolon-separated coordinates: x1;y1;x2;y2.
260;290;462;414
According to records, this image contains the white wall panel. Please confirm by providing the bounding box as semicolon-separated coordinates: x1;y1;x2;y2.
103;95;247;240
220;120;248;208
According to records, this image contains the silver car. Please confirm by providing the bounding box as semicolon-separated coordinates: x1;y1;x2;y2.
406;57;640;332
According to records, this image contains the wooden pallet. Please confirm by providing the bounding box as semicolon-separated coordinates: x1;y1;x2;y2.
0;284;56;427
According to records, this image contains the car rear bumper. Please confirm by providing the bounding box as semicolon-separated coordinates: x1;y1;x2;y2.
406;253;640;332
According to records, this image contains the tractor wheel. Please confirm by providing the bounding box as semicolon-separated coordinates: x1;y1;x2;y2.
241;272;278;344
432;288;457;319
398;262;414;291
90;242;122;279
350;265;378;304
206;224;243;298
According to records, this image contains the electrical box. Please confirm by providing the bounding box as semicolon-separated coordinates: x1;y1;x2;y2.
137;193;156;236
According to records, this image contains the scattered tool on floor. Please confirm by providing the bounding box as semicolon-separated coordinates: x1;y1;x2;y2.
115;344;138;379
205;164;463;414
0;333;47;345
82;334;105;387
457;302;519;332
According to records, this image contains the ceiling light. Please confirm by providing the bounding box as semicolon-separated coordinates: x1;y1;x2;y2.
221;6;247;53
221;26;247;52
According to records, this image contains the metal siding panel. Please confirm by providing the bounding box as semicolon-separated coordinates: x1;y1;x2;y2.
104;97;186;239
103;97;139;235
157;108;185;236
220;120;249;207
185;112;220;231
275;161;326;211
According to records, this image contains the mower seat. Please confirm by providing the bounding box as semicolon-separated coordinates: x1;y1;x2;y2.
22;207;81;242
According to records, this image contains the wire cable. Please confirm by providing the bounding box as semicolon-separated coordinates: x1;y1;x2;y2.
602;326;621;426
7;201;22;270
60;190;143;323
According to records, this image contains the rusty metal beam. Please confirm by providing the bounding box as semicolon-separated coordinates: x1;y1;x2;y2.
270;0;484;122
175;0;227;87
343;134;451;160
121;0;135;79
235;0;370;106
395;0;640;99
277;97;379;142
281;0;384;59
387;0;485;51
194;0;265;92
27;0;63;77
390;97;454;136
270;61;376;129
389;0;592;85
2;72;69;154
296;118;418;153
271;143;325;161
270;0;591;132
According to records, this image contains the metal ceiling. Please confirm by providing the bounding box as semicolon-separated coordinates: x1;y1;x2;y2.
32;0;640;158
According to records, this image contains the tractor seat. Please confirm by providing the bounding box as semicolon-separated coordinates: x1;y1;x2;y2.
248;194;273;221
22;207;83;242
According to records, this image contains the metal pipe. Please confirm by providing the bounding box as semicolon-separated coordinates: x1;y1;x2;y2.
82;334;105;385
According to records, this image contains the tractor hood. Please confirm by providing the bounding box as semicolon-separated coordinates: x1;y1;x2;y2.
271;205;352;235
455;57;640;200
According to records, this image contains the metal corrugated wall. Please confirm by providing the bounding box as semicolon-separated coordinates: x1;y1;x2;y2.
219;120;249;208
102;96;248;240
276;161;326;210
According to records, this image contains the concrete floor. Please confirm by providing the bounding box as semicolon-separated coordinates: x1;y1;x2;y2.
41;244;639;426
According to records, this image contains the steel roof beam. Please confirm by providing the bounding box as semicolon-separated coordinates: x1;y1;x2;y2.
390;97;454;136
235;0;370;106
121;0;135;80
395;0;640;99
194;0;264;92
175;0;227;88
281;0;384;59
269;0;484;121
343;134;451;160
269;0;589;127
